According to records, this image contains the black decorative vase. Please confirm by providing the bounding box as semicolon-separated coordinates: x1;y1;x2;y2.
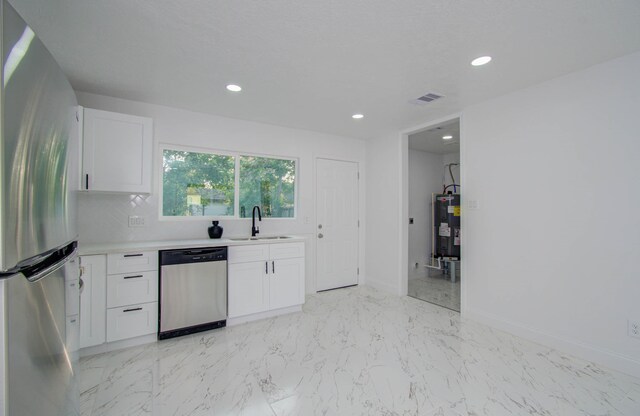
208;221;223;239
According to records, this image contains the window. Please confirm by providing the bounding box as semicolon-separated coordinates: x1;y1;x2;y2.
162;149;235;217
161;147;296;219
239;156;295;218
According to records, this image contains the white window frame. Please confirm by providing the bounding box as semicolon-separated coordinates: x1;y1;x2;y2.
158;144;298;221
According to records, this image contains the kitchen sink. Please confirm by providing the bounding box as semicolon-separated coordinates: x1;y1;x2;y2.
229;236;292;241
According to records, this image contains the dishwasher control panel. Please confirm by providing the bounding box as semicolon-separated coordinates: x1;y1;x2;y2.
160;247;227;265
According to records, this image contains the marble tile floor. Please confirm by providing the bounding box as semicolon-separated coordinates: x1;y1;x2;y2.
408;273;461;312
79;285;640;416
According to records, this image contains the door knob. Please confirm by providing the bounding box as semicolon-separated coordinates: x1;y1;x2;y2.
318;233;324;238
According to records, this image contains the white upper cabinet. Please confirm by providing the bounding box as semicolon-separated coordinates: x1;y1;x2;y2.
82;108;153;193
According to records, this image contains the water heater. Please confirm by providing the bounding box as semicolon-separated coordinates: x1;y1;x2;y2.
433;194;460;259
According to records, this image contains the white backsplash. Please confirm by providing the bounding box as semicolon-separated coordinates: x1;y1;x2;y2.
77;192;309;244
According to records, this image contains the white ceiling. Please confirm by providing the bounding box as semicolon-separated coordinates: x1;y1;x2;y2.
11;0;640;140
409;119;460;154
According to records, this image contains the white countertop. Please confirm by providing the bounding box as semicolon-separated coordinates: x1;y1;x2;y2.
78;235;307;255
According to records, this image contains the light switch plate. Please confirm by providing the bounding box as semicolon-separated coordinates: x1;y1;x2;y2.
128;215;146;227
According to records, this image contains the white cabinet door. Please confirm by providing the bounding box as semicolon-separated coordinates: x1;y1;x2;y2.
106;302;158;342
79;255;107;348
107;271;158;308
270;258;305;310
228;261;269;318
82;108;153;193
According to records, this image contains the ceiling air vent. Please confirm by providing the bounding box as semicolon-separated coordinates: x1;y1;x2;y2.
410;92;444;106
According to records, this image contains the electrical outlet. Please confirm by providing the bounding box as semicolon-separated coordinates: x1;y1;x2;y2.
128;215;146;227
629;320;640;339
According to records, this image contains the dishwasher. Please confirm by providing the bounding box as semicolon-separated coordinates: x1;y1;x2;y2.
159;246;227;339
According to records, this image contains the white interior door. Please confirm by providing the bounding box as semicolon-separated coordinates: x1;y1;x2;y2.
316;158;359;291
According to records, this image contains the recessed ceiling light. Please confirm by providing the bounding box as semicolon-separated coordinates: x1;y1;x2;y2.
471;56;492;66
443;135;453;140
226;84;242;92
352;114;364;119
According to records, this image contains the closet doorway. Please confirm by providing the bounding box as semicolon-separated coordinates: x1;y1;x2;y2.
407;118;461;311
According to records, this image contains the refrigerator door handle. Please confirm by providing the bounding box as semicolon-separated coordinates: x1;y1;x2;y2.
0;241;78;282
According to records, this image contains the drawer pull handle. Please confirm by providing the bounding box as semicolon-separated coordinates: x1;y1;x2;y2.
265;261;268;274
124;274;143;279
123;307;142;313
124;253;144;258
272;261;275;274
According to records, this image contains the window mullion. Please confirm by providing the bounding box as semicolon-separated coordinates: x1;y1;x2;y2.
234;155;240;218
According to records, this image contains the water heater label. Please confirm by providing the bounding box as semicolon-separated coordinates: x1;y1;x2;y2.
454;229;461;245
454;206;461;216
439;223;450;237
447;206;454;213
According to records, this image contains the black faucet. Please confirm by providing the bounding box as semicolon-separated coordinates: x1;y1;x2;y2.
251;205;262;237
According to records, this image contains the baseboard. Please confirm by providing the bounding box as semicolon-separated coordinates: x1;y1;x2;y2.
365;279;401;295
227;304;302;326
465;308;640;378
80;333;157;357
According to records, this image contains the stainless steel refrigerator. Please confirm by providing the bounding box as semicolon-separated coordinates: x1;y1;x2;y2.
0;1;80;415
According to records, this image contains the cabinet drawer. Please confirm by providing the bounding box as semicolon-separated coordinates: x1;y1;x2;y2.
107;271;158;308
107;251;158;274
228;244;269;264
269;242;305;260
106;302;158;342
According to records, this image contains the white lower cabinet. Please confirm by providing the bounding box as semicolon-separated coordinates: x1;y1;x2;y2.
105;252;158;343
79;240;304;351
79;251;158;352
228;242;305;319
79;255;107;348
106;302;158;342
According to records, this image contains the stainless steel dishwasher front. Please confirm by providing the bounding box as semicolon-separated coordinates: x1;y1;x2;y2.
159;246;227;339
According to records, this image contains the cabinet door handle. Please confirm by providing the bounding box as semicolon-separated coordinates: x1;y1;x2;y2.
123;307;142;313
124;274;143;279
265;261;268;274
85;174;89;190
272;261;275;274
124;253;143;258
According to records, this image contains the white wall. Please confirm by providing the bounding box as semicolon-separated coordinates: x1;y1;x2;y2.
76;92;367;294
365;134;403;294
442;152;460;189
462;51;640;376
407;149;442;278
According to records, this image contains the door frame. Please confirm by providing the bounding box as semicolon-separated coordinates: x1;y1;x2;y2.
400;113;466;313
314;156;363;292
